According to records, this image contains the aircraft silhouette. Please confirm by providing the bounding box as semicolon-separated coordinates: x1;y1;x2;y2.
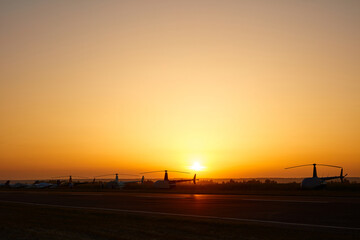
141;170;197;189
285;163;347;189
94;173;144;189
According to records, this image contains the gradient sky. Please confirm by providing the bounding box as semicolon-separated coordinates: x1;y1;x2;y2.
1;0;359;179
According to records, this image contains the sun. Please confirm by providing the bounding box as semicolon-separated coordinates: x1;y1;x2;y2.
190;161;205;171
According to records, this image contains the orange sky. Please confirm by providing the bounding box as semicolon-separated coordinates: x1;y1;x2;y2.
1;1;359;179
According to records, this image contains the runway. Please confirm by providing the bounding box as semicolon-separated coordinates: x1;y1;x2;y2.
0;191;359;231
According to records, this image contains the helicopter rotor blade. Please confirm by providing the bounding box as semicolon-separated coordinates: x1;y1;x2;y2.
117;174;139;176
170;171;191;174
72;176;91;179
316;164;342;168
285;164;343;169
285;164;314;169
94;173;138;178
94;174;116;178
141;170;190;174
140;171;164;174
51;175;87;178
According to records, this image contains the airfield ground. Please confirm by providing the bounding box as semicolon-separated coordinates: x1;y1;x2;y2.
0;190;359;240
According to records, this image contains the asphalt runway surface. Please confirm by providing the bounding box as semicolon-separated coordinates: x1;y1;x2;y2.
0;191;359;231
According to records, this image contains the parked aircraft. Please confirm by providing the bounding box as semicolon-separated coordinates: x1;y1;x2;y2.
285;163;347;189
0;181;10;187
141;170;197;189
0;180;27;188
0;180;59;189
27;180;60;189
52;175;90;188
94;173;144;189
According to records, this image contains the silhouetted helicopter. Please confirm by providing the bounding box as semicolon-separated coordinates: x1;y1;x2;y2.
52;175;90;188
141;170;197;189
93;173;144;189
285;163;347;189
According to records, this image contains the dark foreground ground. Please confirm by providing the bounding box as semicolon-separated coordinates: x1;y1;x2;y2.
0;191;359;240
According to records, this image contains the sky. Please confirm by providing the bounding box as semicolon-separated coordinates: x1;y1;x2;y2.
1;0;359;179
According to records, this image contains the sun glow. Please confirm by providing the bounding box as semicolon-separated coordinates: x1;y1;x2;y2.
190;161;205;171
